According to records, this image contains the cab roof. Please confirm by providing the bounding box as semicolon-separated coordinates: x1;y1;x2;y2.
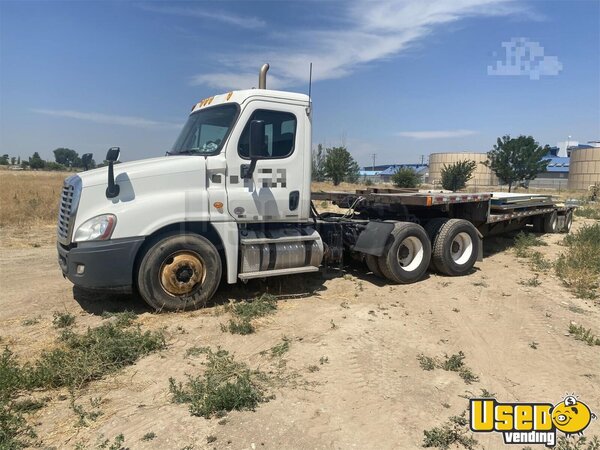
190;89;309;113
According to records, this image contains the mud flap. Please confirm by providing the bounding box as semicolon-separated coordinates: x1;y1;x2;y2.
352;221;396;257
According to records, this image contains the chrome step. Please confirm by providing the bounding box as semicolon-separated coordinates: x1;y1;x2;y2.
238;266;319;280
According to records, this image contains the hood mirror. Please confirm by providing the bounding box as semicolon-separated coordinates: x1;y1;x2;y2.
105;147;121;199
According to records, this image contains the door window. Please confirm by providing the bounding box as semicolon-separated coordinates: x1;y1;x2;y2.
238;110;297;159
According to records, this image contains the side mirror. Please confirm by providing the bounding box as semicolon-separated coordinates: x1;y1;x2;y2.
249;120;265;160
105;147;120;199
106;147;120;162
242;120;265;180
81;153;93;171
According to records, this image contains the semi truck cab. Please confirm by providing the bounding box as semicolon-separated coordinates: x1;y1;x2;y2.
58;64;325;310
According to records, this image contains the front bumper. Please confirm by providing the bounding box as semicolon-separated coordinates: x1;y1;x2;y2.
58;237;145;291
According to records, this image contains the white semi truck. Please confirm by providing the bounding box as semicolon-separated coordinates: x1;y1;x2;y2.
57;64;574;311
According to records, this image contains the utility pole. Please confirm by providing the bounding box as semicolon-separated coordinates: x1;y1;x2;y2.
370;153;376;171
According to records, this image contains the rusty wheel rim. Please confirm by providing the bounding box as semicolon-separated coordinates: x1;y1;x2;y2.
159;250;206;297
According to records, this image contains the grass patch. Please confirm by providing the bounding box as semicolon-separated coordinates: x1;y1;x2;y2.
101;311;138;327
556;224;600;299
185;346;210;358
575;206;600;220
0;320;164;448
519;275;541;287
530;251;552;272
21;317;40;327
221;294;278;335
29;322;165;389
141;432;156;442
269;337;290;358
52;311;76;328
568;324;600;346
423;412;478;449
169;348;266;418
417;351;479;384
0;170;68;227
514;231;547;258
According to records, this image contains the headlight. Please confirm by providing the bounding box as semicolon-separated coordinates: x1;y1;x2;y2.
74;214;116;242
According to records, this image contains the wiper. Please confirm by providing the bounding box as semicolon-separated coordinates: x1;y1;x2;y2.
168;149;201;155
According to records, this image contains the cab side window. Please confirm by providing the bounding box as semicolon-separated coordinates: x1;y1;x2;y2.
238;110;297;158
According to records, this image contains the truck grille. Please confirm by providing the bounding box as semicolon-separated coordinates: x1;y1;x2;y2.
57;175;81;245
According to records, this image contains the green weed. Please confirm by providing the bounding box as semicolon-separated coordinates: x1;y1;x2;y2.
514;232;547;258
556;224;600;299
568;324;600;346
423;412;478;449
52;311;76;328
169;348;265;418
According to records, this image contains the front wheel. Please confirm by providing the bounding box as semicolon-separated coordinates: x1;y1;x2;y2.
137;233;222;311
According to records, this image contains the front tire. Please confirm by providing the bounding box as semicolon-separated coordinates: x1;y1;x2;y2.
137;233;222;311
378;222;431;284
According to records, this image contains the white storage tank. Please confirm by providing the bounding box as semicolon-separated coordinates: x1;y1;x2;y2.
568;148;600;190
428;152;498;188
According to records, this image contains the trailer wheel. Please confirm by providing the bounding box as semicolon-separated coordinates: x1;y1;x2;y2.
137;233;221;311
542;211;558;233
430;219;479;276
365;254;384;278
561;210;573;233
424;218;448;272
377;223;431;284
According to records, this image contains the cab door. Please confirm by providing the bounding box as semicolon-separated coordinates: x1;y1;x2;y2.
225;101;306;222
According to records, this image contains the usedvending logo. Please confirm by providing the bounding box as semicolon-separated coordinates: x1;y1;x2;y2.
470;395;596;447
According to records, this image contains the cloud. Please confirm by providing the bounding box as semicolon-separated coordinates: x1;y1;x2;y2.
190;0;532;90
396;129;477;139
488;37;562;80
138;4;265;29
33;109;180;130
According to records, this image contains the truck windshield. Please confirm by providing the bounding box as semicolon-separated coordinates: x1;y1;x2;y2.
170;104;238;155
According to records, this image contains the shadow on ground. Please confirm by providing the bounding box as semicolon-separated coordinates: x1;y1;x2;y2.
72;233;521;315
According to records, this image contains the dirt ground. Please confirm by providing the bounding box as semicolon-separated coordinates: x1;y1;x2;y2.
1;218;599;450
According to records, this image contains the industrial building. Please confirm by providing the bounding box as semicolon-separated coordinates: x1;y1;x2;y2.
359;140;598;190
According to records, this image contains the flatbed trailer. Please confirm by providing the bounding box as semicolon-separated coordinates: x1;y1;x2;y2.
309;187;574;283
312;188;573;235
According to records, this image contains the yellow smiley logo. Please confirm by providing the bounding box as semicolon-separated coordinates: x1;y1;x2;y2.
551;396;596;435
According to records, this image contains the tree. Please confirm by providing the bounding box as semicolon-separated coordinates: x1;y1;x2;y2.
311;144;326;182
392;167;421;188
441;160;477;191
10;157;16;165
0;154;8;165
53;148;81;167
29;152;45;169
323;146;360;186
17;156;20;165
484;135;550;192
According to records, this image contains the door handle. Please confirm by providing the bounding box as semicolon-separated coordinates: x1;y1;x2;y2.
289;190;299;211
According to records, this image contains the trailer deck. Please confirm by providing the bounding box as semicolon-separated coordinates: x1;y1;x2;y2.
312;188;572;225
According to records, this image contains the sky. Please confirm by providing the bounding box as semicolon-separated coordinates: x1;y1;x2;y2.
1;0;599;167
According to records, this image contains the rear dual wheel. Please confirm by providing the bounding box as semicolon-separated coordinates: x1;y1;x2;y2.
377;223;431;284
426;219;479;276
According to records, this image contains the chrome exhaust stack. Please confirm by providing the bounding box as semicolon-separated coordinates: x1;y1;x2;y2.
258;63;269;89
